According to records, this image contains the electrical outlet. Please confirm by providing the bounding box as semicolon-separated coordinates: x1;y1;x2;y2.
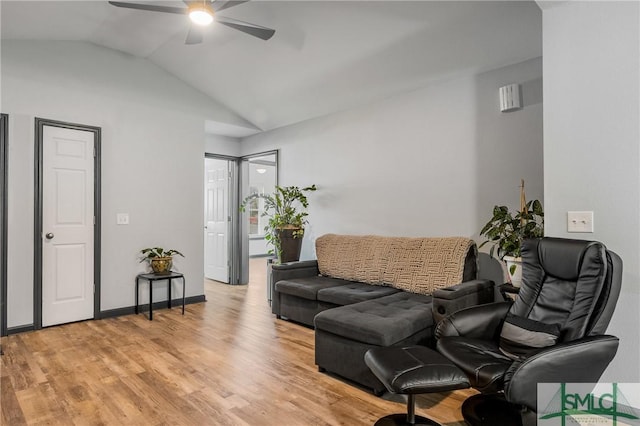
567;211;594;233
116;213;129;225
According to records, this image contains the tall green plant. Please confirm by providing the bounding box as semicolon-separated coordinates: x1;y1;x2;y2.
240;184;317;259
479;199;544;259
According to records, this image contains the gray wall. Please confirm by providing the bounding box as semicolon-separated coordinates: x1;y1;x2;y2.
205;134;241;157
541;1;640;381
2;40;248;327
241;58;544;281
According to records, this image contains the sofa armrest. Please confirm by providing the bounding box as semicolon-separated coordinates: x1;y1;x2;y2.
270;260;320;316
272;260;319;281
435;301;512;340
504;335;620;411
432;279;495;323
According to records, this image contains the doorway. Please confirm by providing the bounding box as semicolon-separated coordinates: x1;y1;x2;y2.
239;151;278;286
204;150;277;286
204;157;232;283
244;153;278;257
34;118;101;328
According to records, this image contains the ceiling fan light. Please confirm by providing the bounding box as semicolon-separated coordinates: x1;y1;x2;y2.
189;8;213;26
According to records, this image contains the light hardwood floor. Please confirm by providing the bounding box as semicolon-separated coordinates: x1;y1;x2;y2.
1;258;475;425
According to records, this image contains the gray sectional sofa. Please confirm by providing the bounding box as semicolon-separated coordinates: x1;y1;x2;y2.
270;234;494;394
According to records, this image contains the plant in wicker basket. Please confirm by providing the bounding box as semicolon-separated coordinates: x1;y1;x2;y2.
140;247;184;273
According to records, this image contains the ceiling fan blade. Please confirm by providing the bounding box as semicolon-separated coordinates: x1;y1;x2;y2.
212;1;250;13
216;16;275;40
185;24;204;45
108;1;187;15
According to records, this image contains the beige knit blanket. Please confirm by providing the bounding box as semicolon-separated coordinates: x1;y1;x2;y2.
315;234;475;295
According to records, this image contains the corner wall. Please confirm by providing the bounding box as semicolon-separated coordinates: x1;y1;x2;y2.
1;40;247;328
542;1;640;381
241;58;544;269
205;134;241;157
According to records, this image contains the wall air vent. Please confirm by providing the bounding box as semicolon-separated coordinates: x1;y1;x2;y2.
499;83;522;112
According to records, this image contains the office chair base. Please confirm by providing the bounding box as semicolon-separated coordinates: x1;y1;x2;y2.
461;394;523;426
374;413;441;426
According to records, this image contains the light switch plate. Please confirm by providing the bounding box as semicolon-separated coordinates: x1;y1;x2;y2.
116;213;129;225
567;211;594;233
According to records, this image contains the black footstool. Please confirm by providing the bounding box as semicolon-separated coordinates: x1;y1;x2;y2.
364;346;470;426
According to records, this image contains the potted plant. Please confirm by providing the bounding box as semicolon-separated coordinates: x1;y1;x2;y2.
241;184;317;263
140;247;184;274
479;181;543;287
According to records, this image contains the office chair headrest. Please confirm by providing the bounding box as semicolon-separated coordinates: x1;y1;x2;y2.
537;237;604;281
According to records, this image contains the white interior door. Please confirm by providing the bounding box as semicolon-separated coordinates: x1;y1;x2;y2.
42;125;94;327
204;158;229;282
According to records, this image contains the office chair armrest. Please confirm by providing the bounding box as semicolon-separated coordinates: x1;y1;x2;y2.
434;301;512;340
504;335;620;411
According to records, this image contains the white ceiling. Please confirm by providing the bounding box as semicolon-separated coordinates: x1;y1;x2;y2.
1;1;542;136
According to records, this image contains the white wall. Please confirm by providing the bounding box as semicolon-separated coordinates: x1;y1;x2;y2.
205;134;241;157
241;58;544;268
249;239;270;257
542;1;640;381
2;40;248;327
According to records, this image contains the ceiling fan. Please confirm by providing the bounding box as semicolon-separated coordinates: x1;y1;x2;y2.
108;0;275;44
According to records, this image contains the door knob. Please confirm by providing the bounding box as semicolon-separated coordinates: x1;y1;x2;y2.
45;233;54;240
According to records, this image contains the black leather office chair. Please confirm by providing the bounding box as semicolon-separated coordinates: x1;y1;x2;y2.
436;237;622;426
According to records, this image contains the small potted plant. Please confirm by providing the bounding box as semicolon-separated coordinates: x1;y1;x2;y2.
140;247;184;274
479;181;543;286
240;184;317;263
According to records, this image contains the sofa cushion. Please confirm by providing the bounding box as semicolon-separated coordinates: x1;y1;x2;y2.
275;276;349;301
317;283;400;306
315;234;476;295
314;292;434;346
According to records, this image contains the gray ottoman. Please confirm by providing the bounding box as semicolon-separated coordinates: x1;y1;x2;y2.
315;292;434;394
364;346;470;426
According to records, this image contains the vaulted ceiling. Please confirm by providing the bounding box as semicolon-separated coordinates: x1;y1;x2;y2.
1;1;542;136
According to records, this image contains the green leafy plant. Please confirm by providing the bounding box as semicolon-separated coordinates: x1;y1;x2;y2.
240;184;317;259
479;199;544;260
139;247;185;262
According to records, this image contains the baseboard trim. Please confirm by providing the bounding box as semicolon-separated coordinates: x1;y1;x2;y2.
99;306;135;319
2;296;207;335
99;295;207;319
6;324;36;335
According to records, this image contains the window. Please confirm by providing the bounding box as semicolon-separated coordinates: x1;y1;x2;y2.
248;187;260;235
